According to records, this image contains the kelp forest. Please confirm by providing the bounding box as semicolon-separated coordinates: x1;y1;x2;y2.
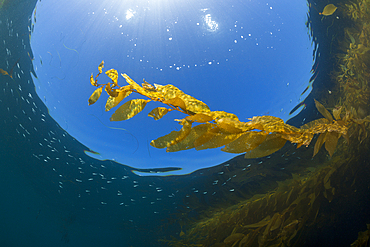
87;0;370;246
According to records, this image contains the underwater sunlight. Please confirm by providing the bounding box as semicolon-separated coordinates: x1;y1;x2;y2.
29;0;314;175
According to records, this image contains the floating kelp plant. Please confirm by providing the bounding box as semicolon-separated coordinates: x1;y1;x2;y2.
88;61;355;159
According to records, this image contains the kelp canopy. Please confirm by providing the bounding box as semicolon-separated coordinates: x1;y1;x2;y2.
87;61;363;159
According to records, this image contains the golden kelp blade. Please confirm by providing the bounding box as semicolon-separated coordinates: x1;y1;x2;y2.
222;131;267;153
313;132;327;157
244;134;287;159
216;118;246;134
98;60;104;74
90;74;97;86
314;99;333;122
324;132;340;157
105;69;118;85
193;124;218;148
105;96;118;111
150;120;192;150
185;113;214;123
166;120;192;150
195;130;242;151
209;111;239;121
167;124;211;152
111;99;149;121
148;107;169;120
150;131;181;149
333;106;342;120
163;97;187;111
155;84;210;114
320;4;337;16
88;87;103;105
105;89;132;111
0;68;9;76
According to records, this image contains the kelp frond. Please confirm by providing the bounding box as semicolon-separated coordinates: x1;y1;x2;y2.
88;61;362;158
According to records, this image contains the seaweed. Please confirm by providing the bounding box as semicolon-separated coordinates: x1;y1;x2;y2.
85;1;370;245
159;142;370;247
88;62;354;159
160;0;370;245
351;224;370;247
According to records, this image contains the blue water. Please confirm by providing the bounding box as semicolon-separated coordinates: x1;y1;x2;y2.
0;0;329;246
30;0;313;175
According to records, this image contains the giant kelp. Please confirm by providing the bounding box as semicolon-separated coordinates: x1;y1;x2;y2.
335;0;370;110
158;0;370;245
85;1;370;244
88;61;354;159
331;0;370;147
160;144;370;247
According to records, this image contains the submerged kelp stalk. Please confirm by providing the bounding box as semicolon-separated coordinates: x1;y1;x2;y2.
88;61;352;158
